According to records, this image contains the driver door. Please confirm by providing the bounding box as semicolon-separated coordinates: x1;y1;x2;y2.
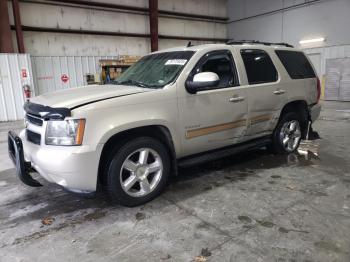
177;50;249;156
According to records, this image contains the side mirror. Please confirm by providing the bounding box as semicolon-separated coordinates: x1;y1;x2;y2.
186;72;220;94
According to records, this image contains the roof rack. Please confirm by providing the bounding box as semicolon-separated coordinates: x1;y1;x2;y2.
226;40;294;48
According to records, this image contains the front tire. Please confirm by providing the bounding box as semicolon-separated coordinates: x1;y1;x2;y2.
271;112;302;154
105;137;170;207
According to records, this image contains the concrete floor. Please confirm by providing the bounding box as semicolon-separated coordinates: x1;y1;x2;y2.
0;101;350;262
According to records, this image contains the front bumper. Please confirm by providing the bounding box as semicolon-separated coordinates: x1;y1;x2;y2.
8;129;103;193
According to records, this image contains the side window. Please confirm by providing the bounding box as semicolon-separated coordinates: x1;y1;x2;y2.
240;49;278;85
189;50;239;89
275;50;316;79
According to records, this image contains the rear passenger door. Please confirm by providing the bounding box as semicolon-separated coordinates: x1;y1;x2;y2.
237;49;287;139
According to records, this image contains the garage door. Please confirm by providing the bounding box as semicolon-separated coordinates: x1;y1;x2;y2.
325;58;350;101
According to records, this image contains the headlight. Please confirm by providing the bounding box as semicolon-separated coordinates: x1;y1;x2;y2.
45;119;85;146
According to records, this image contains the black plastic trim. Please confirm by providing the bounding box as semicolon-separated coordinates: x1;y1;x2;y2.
24;101;71;120
178;135;271;168
8;131;42;187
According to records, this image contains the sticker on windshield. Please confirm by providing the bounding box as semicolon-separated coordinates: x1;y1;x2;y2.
165;59;187;65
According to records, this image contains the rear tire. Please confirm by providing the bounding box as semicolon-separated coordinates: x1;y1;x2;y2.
270;112;302;154
105;137;170;207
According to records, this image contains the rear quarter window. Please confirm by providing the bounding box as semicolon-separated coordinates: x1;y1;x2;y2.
275;50;316;79
240;49;278;85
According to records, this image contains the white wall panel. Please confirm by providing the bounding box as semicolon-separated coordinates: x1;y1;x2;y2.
22;32;150;57
31;55;117;95
18;3;149;34
7;0;227;56
228;0;350;47
0;54;34;122
304;45;350;76
159;0;227;17
159;17;226;39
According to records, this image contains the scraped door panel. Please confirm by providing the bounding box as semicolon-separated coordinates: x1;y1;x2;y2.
178;87;248;157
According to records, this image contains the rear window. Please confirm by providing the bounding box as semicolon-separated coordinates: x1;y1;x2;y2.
240;49;278;85
275;50;316;79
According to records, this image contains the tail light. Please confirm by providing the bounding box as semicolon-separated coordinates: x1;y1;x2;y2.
316;77;321;103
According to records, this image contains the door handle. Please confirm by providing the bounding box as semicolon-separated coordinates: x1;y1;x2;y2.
229;96;245;102
273;89;286;95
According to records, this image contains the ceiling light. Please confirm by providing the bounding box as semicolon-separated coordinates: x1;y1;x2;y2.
299;37;325;45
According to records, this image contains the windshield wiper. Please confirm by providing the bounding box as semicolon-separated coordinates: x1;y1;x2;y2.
113;79;151;88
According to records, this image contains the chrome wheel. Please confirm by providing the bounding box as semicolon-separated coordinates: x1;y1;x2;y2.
120;148;163;197
279;120;301;152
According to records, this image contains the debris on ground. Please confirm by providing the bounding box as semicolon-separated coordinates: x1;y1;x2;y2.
84;210;107;221
135;212;146;221
271;175;281;179
193;248;212;262
298;140;319;158
256;220;275;228
41;216;55;226
160;254;171;260
237;215;252;223
193;255;207;262
201;248;212;257
278;227;289;233
286;185;296;191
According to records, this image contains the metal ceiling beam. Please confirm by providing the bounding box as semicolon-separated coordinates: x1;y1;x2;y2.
39;0;228;22
149;0;158;52
12;0;25;53
0;0;14;52
10;25;227;42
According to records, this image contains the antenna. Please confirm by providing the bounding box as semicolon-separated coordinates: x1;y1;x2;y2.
187;41;193;47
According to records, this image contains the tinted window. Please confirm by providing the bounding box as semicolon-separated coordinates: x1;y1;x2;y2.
241;49;278;85
190;50;239;89
275;50;316;79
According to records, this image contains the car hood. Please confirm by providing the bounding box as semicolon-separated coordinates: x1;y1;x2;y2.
30;84;150;109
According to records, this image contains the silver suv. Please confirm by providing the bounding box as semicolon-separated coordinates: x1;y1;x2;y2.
8;41;321;206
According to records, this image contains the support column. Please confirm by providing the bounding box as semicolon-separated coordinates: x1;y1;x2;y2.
149;0;158;52
12;0;25;53
0;0;14;52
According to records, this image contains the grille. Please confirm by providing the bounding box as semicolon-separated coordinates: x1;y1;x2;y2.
26;113;43;126
26;130;41;145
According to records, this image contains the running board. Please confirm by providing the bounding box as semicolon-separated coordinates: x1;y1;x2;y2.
178;136;272;168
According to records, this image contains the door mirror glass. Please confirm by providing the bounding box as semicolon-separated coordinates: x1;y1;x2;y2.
186;72;220;93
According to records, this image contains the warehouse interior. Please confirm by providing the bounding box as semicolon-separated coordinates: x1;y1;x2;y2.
0;0;350;261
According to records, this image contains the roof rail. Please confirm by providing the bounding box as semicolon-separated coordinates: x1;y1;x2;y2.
226;40;294;48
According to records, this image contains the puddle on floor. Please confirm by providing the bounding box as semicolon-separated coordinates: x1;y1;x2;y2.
178;137;349;182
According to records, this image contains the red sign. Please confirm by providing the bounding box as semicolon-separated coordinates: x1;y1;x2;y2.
21;69;27;78
61;74;69;83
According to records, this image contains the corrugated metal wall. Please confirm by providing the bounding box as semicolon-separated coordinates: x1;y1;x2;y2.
304;45;350;101
31;56;117;95
324;58;350;101
304;45;350;76
0;54;34;122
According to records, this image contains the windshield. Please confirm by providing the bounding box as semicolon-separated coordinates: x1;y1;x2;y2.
111;51;195;88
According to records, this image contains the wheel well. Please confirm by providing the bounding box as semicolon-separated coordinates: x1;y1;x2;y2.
97;125;177;186
279;100;309;139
